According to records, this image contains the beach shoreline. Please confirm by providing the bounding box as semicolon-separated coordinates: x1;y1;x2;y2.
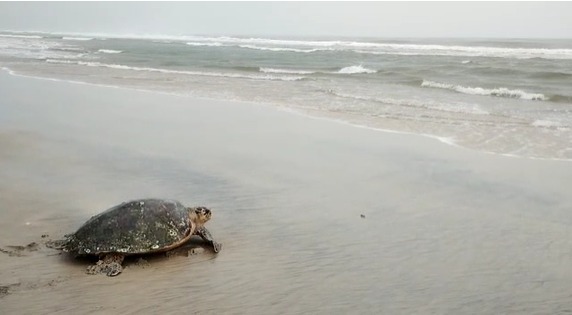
2;66;570;164
1;71;572;313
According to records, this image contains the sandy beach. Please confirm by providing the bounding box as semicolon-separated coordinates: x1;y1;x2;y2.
1;70;572;314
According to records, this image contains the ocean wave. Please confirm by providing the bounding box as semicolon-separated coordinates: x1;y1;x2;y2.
327;90;489;115
259;67;316;74
238;45;326;53
185;36;346;47
98;49;123;54
421;80;548;101
260;65;377;75
62;37;93;41
13;32;572;59
44;59;305;81
0;34;43;39
186;42;227;47
0;35;86;60
356;48;572;59
46;59;76;64
182;36;572;60
52;46;85;52
337;65;377;74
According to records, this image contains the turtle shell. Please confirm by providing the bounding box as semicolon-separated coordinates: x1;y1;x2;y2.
64;199;193;255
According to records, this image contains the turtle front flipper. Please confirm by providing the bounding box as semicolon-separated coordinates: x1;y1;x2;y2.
86;253;125;276
196;227;222;253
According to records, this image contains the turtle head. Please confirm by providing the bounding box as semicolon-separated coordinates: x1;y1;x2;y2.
190;206;212;225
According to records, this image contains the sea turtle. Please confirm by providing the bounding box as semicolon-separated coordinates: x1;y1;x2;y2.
61;199;222;276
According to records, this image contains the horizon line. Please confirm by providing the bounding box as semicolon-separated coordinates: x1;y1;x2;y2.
2;29;572;41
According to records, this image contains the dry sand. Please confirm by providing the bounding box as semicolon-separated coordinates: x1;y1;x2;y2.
1;71;572;314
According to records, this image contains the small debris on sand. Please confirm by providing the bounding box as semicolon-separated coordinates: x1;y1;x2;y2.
360;214;366;218
187;247;205;256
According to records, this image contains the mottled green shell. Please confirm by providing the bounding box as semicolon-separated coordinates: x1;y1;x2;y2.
64;199;191;255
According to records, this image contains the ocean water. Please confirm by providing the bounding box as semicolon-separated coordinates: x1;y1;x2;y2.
1;31;571;160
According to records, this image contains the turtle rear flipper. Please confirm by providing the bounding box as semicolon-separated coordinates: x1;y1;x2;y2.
86;253;124;277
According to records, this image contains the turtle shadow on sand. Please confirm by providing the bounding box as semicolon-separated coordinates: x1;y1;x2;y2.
47;199;222;277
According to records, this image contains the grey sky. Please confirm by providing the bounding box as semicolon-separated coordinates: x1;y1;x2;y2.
0;2;570;38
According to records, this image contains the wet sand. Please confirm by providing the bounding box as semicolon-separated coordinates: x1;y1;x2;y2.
1;71;572;314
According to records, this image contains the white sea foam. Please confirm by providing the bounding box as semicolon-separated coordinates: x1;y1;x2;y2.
421;80;548;101
461;60;472;64
337;65;377;74
44;59;305;81
62;37;93;41
259;67;316;75
98;49;123;54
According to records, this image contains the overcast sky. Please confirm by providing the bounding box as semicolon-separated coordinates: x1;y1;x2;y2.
0;2;570;38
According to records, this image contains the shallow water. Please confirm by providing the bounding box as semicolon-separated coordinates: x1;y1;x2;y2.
1;73;572;314
1;32;571;160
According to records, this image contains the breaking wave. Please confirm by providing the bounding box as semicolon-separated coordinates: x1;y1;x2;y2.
181;36;572;60
259;66;377;75
421;80;548;101
44;59;305;81
7;32;572;59
337;65;377;74
98;49;123;54
0;34;43;39
186;42;227;47
62;37;93;41
238;45;327;53
259;67;316;74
